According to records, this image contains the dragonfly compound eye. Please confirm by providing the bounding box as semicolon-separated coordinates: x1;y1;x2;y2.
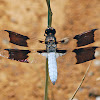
45;27;56;35
52;29;56;34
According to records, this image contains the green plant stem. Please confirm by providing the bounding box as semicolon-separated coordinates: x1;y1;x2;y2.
44;0;52;100
46;0;52;27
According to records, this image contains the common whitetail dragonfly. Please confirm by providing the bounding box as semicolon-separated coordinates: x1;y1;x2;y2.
0;27;99;85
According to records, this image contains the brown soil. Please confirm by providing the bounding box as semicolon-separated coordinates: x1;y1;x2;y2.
0;0;100;100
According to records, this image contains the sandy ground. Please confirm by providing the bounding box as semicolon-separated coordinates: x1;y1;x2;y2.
0;0;100;100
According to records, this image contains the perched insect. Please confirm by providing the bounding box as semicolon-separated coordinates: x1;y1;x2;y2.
0;27;99;85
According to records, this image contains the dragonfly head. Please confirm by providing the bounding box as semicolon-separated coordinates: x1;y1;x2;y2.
44;27;56;36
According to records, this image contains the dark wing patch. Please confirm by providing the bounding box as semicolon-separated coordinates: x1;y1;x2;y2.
56;50;67;53
37;50;47;57
4;30;29;47
38;40;45;44
73;47;98;64
37;50;47;53
37;49;67;53
4;49;31;63
56;50;67;57
74;29;98;47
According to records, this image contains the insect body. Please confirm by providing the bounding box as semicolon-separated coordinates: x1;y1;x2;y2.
39;27;67;84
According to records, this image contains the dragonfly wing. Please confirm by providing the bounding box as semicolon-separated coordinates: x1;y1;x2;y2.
0;49;46;64
0;49;30;63
0;30;46;64
48;52;57;85
4;30;29;47
73;46;99;64
74;29;98;47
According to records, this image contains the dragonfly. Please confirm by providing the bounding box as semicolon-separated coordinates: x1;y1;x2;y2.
0;27;99;85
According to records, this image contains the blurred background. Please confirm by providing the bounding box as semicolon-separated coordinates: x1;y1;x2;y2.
0;0;100;100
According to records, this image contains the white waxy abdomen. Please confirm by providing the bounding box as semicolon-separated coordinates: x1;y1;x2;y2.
48;52;57;85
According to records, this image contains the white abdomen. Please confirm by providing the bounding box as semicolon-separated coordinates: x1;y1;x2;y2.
48;52;57;85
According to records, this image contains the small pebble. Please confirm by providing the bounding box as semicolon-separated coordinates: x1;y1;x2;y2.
96;96;100;100
88;71;94;76
89;88;100;97
94;60;100;66
96;77;100;81
95;50;100;57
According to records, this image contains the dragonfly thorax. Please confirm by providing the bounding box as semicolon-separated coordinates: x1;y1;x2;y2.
45;36;57;52
46;43;57;52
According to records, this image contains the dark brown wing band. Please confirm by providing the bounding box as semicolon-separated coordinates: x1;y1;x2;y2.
74;29;98;47
73;47;98;64
4;30;29;47
56;50;67;53
5;49;31;63
37;50;47;53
